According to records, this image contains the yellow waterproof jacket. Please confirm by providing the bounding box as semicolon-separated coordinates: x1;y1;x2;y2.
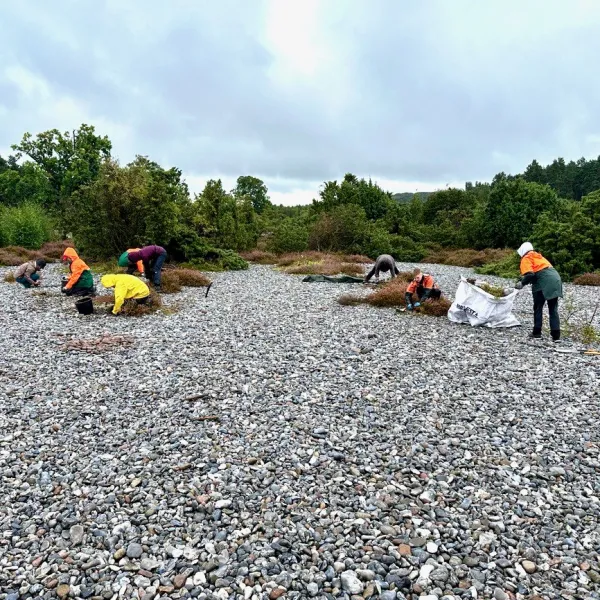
101;274;150;314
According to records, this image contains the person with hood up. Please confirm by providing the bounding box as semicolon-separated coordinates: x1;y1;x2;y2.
118;245;167;288
515;242;562;341
405;270;441;310
61;248;95;296
364;254;401;283
101;274;150;315
15;259;46;288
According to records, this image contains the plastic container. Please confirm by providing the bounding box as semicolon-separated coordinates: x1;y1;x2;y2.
75;297;94;315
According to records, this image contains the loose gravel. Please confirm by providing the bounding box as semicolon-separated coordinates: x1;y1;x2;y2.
0;263;599;600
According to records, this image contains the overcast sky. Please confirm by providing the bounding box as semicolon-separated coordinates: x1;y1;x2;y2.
1;0;600;205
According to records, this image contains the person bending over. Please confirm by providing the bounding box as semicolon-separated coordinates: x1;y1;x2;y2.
515;242;562;342
101;274;150;315
119;245;167;288
364;254;400;283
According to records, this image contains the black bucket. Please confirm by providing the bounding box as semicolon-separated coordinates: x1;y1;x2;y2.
75;297;94;315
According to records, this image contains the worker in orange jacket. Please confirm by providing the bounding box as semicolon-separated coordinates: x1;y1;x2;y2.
405;270;441;310
515;242;562;341
61;248;96;296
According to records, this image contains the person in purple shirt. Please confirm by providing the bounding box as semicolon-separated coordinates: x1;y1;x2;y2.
119;245;167;288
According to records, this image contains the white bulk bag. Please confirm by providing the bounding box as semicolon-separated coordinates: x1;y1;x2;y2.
448;277;520;328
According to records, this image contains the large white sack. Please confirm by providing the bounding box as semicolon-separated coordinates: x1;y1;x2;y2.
448;277;521;328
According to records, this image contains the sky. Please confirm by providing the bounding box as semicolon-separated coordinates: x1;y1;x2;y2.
1;0;600;205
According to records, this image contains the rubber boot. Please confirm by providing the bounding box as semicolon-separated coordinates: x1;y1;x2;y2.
551;330;561;342
530;330;542;339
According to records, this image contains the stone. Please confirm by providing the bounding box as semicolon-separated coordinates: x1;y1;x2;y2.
173;573;188;589
69;525;84;545
57;584;70;599
126;542;143;558
522;560;536;574
340;571;364;594
494;589;509;600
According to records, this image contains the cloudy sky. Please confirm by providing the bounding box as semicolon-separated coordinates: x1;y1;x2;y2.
1;0;600;204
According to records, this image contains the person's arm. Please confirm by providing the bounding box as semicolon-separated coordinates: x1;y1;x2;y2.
112;283;125;314
405;292;413;307
364;266;376;282
137;260;144;274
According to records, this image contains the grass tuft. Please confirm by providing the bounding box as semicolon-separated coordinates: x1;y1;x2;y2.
3;272;16;283
424;248;512;268
170;268;211;287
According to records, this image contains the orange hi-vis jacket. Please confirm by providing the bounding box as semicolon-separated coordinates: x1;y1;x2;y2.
520;251;552;275
62;248;92;290
127;248;144;274
407;273;436;294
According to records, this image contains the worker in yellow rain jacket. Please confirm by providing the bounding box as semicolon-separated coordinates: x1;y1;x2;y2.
61;248;95;296
101;274;150;315
515;242;563;341
405;270;441;310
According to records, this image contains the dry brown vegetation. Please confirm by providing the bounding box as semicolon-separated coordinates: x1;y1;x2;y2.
121;291;163;317
171;268;211;287
264;252;368;276
573;273;600;286
62;334;135;353
423;248;512;268
92;295;114;304
0;241;72;266
337;278;451;317
3;272;16;283
240;250;277;264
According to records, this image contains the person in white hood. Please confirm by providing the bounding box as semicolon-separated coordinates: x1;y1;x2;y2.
515;242;562;341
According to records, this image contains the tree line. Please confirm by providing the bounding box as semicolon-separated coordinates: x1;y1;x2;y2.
1;123;600;277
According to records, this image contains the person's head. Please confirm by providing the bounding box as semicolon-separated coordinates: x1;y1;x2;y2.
61;247;79;264
35;259;47;271
413;269;423;283
101;274;117;289
517;242;534;258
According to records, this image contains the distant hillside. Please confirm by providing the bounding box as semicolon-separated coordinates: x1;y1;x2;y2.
393;191;433;203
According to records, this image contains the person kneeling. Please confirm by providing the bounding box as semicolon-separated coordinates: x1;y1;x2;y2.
101;274;150;315
61;248;95;296
15;259;46;288
405;270;441;310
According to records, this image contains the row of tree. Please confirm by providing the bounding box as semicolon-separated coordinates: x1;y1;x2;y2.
1;123;600;277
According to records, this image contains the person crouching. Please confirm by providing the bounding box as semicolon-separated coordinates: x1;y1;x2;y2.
364;254;400;283
405;270;441;310
61;248;95;296
15;259;46;288
101;274;150;315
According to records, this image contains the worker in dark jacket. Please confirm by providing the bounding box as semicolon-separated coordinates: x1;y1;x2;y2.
515;242;562;341
405;270;441;310
118;245;167;288
364;254;400;283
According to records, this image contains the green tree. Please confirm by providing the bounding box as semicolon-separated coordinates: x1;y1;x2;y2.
12;124;112;219
233;175;270;214
485;178;559;248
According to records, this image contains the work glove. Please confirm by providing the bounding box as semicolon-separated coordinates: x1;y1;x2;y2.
414;302;421;308
407;304;414;311
515;282;523;290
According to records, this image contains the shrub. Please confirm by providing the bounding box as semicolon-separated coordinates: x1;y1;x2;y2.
267;219;309;253
121;291;163;317
475;253;521;279
240;250;277;263
337;294;365;306
0;203;54;249
39;240;71;259
388;235;427;262
573;273;600;286
161;271;183;294
424;248;512;268
170;268;210;287
0;246;52;266
3;272;16;283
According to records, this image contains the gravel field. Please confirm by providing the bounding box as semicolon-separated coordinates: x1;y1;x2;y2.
1;263;599;600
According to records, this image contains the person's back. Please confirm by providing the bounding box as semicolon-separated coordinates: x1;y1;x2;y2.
364;254;399;282
101;274;150;314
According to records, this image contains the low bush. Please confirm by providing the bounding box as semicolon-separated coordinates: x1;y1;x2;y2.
171;268;210;287
0;203;54;249
39;240;71;259
121;291;163;317
283;260;363;276
337;294;366;306
160;271;183;294
3;272;16;283
475;252;521;279
573;273;600;286
423;248;512;268
240;250;277;264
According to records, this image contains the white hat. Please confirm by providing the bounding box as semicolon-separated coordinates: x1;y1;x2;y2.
517;242;533;258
